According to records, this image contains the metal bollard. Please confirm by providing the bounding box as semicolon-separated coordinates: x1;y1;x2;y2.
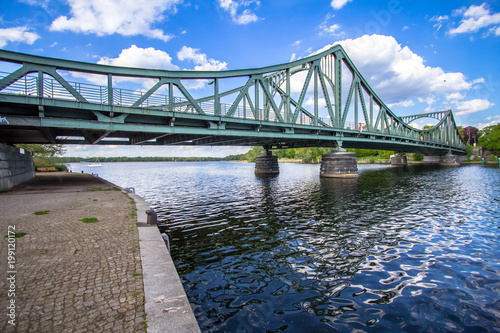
161;233;170;252
146;209;157;225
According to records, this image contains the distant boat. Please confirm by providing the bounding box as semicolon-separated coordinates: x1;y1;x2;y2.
88;159;102;167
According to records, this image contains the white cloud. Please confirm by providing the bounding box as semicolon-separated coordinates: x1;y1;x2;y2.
418;96;436;105
330;0;352;10
454;99;494;116
489;25;500;36
322;23;342;35
177;46;227;89
99;45;179;70
387;99;415;108
70;45;179;88
476;115;500;129
319;13;344;37
448;3;500;35
49;0;181;41
177;46;227;71
315;35;473;104
217;0;260;25
446;92;466;101
430;15;449;31
235;9;259;24
0;26;40;48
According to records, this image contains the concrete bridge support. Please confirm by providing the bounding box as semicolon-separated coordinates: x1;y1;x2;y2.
391;154;408;166
423;153;461;166
440;153;461;166
0;143;35;191
255;150;279;175
423;155;442;164
320;150;358;178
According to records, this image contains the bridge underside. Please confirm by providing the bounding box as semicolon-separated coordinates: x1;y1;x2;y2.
0;102;463;155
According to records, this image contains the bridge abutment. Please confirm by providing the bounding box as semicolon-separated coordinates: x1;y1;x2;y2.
320;151;358;178
391;154;408;166
423;153;461;166
255;150;279;175
0;143;35;191
423;155;442;164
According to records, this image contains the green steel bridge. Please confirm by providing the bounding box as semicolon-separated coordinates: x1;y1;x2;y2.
0;46;465;155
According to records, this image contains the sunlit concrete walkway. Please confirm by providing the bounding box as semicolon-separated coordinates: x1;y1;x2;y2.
0;173;146;332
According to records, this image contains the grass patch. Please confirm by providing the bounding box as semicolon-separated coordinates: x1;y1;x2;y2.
131;271;142;278
34;210;50;215
4;232;27;238
84;187;118;192
79;217;99;223
0;189;11;194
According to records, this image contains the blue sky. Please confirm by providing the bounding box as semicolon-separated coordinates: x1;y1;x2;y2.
1;0;499;157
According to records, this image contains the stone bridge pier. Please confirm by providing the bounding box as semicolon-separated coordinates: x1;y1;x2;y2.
320;148;358;178
391;154;408;166
255;150;279;175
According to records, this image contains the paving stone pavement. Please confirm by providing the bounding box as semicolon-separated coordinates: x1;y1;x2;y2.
0;173;146;332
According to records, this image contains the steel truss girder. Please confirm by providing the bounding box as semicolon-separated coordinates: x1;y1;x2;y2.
0;47;466;154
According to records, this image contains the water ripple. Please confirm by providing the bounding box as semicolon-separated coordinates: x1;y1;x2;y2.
71;162;500;332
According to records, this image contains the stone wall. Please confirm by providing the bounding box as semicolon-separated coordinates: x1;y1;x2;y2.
0;143;35;191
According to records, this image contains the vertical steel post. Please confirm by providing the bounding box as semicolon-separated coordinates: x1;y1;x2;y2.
254;79;259;121
314;65;318;126
37;70;43;98
369;95;373;131
214;78;220;116
107;74;113;105
354;81;358;130
243;94;246;119
168;82;173;112
263;80;268;121
286;68;290;123
334;51;342;128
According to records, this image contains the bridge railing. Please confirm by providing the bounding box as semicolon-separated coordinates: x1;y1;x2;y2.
0;71;325;125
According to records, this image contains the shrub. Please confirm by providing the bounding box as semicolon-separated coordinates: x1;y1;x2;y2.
413;153;424;161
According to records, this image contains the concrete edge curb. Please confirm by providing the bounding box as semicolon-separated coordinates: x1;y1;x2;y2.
95;176;201;333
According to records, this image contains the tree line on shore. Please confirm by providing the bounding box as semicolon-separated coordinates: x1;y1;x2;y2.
14;123;500;165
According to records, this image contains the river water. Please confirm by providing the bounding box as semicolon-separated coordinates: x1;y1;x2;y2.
70;162;500;332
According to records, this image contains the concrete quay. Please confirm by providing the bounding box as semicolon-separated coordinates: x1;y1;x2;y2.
0;172;199;333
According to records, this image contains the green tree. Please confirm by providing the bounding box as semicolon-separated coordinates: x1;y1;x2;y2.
294;147;330;163
478;123;500;154
15;144;66;158
243;146;265;162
